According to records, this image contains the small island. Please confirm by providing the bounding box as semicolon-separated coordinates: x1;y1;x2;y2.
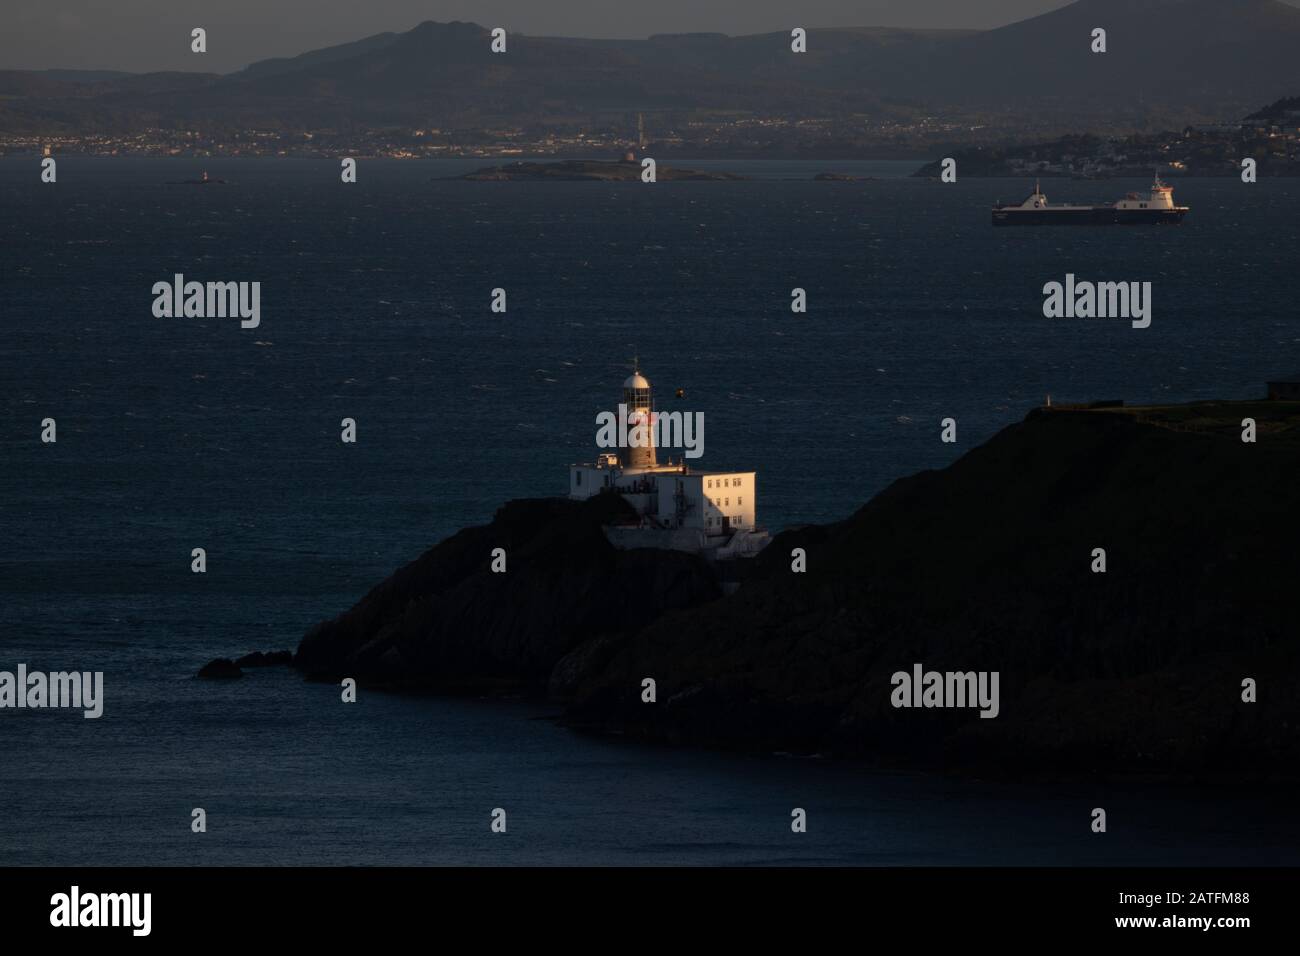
449;159;745;182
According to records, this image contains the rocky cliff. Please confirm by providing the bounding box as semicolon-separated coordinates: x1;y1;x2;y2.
560;402;1300;777
295;493;721;692
297;401;1300;777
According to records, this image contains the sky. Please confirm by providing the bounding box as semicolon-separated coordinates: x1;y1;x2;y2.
4;0;1085;73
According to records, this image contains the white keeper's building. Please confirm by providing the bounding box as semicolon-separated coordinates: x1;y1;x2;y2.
568;367;768;557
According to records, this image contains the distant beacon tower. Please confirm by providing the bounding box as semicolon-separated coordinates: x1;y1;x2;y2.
620;363;657;469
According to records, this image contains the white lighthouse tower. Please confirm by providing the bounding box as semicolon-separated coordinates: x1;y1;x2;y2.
619;362;657;470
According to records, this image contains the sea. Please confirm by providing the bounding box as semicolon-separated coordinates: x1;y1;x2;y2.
1;157;1297;865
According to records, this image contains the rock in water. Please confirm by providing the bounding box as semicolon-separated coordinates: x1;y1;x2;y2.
197;658;243;680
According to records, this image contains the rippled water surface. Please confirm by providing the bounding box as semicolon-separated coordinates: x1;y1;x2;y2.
2;158;1297;864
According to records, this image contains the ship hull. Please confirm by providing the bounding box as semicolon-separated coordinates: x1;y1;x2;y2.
992;207;1187;226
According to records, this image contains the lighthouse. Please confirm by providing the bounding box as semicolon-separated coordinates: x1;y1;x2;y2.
567;363;768;559
619;365;657;469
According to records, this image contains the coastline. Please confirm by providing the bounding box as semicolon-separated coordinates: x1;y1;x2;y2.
205;398;1300;785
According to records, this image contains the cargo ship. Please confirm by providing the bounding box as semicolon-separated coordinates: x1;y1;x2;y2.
992;177;1188;226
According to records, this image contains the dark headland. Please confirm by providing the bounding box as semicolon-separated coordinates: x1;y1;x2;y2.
225;399;1300;781
449;160;745;182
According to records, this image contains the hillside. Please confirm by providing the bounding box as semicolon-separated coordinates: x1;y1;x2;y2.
559;401;1300;777
926;0;1300;109
294;493;721;692
293;399;1300;779
7;2;1300;138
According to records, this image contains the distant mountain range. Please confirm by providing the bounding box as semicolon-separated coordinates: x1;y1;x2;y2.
3;0;1300;138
